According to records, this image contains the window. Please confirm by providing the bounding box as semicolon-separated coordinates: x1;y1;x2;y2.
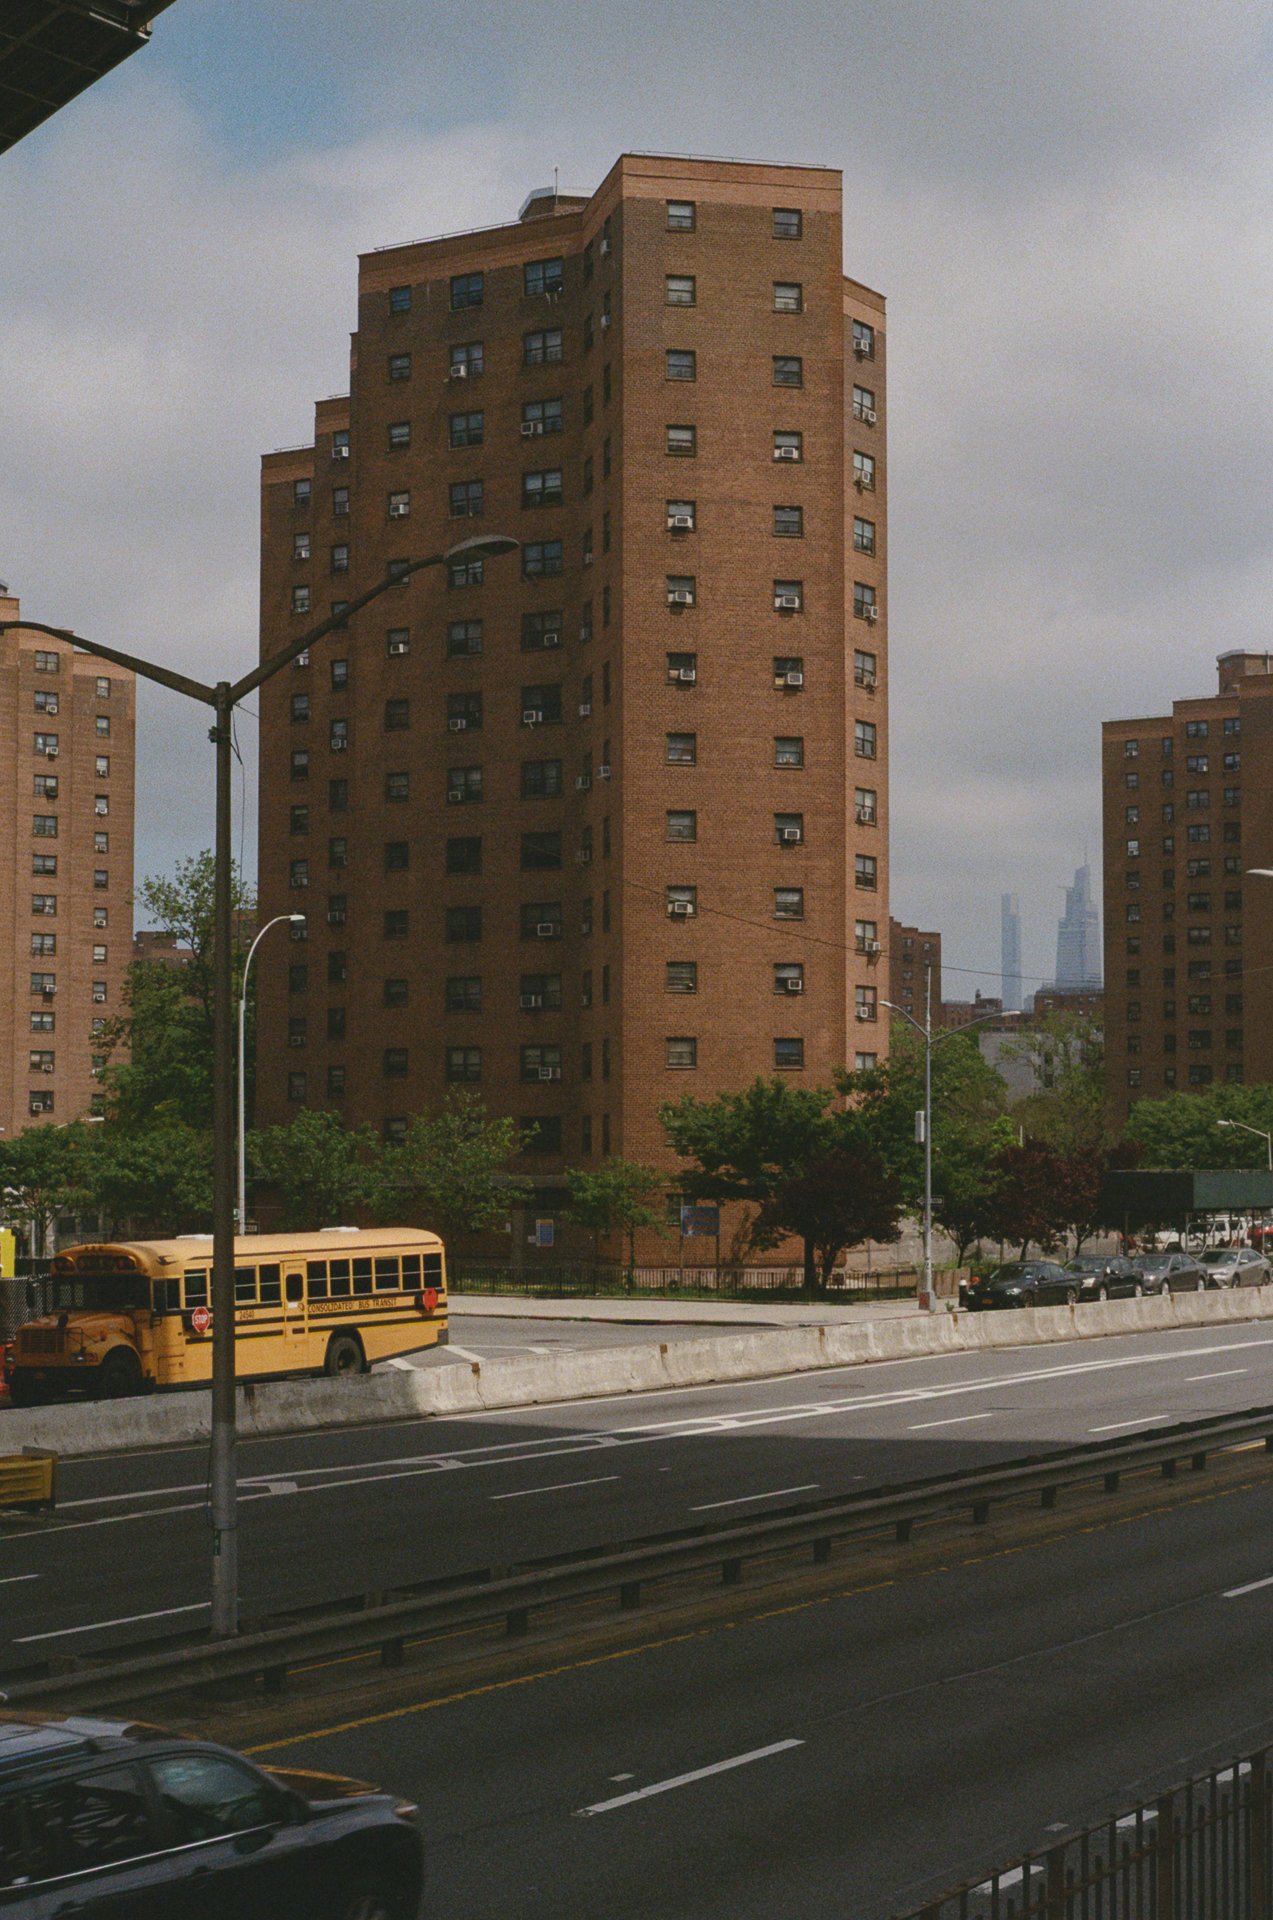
32;853;56;875
774;736;805;768
450;478;484;518
666;274;696;306
666;1036;698;1070
667;424;696;457
522;610;564;652
666;960;698;994
666;809;697;841
384;771;409;804
521;902;563;938
521;684;562;725
773;355;803;387
288;859;309;890
446;410;483;452
667;885;697;918
388;283;412;314
382;697;408;732
523;541;563;578
774;1037;805;1070
666;349;696;381
521;830;563;870
388;352;412;381
854;582;878;621
773;281;803;312
667;200;696;230
520;1044;562;1083
450;270;484;309
855;854;879;890
446;835;483;877
446;691;483;732
523;468;564;508
522;397;563;438
328;836;347;868
855;985;878;1022
855;720;877;759
521;758;563;798
524;256;564;296
291;585;310;614
290;693;310;725
383;1047;409;1079
329;719;348;754
852;319;875;359
445;905;482;943
447;765;483;804
524;327;563;366
32;814;57;837
774;656;804;688
853;451;876;490
854;919;878;954
520;1115;563;1155
774;579;803;612
775;887;804;920
666;732;697;765
332;485;349;515
853;385;876;423
773;505;803;539
292;532;310;562
93;868;109;889
387;490;410;521
853;517;876;555
384;841;409;873
34;649;59;674
666;500;697;534
446;1046;483;1083
443;975;481;1015
451;341;484;378
1185;720;1208;739
1187;754;1209;774
293;478;311;507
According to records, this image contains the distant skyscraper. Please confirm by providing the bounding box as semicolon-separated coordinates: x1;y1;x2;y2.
1000;894;1022;1013
1055;864;1102;992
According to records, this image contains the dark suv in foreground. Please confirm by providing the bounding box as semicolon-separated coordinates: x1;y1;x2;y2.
0;1710;422;1917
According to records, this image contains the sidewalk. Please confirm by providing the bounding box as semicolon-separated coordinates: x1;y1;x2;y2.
449;1292;929;1327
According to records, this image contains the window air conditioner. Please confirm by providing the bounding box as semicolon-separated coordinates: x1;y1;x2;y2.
669;901;693;916
579;626;593;642
668;590;693;606
536;923;558;938
46;747;58;759
520;421;537;437
867;939;882;954
785;671;805;687
578;702;592;718
854;339;870;357
389;502;409;518
520;994;543;1009
330;738;347;751
40;1062;54;1073
447;789;465;804
597;764;611;780
854;471;870;489
781;827;803;843
678;667;697;683
582;552;594;567
450;363;468;379
668;514;694;530
542;631;561;647
539;1066;562;1081
775;445;799;460
862;408;877;425
864;605;879;623
857;671;877;690
775;595;800;611
576;848;592;864
600;237;611;256
600;313;611;330
784;979;804;994
856;1007;875;1020
522;710;542;725
448;717;467;731
575;774;592;791
332;444;349;458
855;807;875;826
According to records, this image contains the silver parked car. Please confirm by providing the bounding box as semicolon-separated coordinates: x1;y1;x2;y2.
1199;1247;1272;1289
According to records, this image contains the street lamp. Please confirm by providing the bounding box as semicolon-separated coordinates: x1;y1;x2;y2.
0;531;518;1636
238;913;306;1232
881;962;1007;1313
1216;1118;1273;1172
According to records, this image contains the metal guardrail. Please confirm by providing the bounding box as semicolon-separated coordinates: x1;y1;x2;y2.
5;1404;1273;1713
0;1449;55;1512
896;1749;1272;1918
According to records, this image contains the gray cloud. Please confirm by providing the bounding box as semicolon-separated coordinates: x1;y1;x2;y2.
2;0;1270;996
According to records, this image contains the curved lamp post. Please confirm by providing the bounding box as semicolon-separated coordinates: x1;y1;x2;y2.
0;532;518;1635
238;913;306;1231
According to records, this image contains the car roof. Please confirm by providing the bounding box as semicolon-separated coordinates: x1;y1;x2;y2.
0;1711;177;1778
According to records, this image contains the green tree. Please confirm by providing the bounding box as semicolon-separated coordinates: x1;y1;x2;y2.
0;1124;95;1256
90;1123;213;1236
751;1145;903;1291
249;1109;380;1231
375;1093;527;1240
565;1160;663;1269
1001;1014;1107;1156
987;1139;1072;1256
1125;1085;1273;1171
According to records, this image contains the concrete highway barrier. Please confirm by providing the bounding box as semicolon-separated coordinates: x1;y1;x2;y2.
5;1287;1273;1458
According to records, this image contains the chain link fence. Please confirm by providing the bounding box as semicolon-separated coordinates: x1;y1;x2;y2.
450;1261;927;1301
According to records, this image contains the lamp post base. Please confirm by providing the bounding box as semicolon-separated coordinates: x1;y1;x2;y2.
917;1288;939;1313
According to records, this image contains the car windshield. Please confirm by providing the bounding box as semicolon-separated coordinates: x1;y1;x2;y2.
47;1275;151;1313
987;1264;1031;1281
1064;1258;1102;1273
1201;1251;1235;1266
1130;1255;1167;1272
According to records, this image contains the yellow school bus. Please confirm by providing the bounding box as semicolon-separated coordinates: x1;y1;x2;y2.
7;1228;447;1404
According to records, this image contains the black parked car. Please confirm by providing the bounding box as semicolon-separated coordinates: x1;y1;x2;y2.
1129;1250;1211;1294
1062;1255;1144;1301
0;1710;422;1918
964;1261;1074;1309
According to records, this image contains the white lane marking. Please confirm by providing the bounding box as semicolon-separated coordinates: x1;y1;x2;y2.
1224;1574;1273;1598
17;1601;210;1643
690;1484;819;1512
386;1357;417;1371
490;1476;619;1502
608;1773;635;1782
261;1481;299;1496
0;1573;39;1587
908;1411;997;1431
446;1344;486;1363
1089;1415;1171;1433
578;1739;804;1816
1185;1368;1249;1382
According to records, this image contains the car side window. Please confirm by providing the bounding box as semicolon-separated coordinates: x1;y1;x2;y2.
148;1753;282;1843
28;1765;156;1874
0;1792;49;1889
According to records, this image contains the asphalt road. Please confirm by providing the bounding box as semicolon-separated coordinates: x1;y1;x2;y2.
246;1467;1273;1920
386;1312;717;1369
4;1319;1273;1664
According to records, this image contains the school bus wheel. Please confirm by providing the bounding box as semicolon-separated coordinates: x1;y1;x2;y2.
95;1349;142;1400
324;1333;366;1379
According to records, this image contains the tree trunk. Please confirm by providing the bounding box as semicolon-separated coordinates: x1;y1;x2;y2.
802;1236;817;1299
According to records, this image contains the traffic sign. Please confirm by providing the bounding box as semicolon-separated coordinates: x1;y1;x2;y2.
191;1304;210;1335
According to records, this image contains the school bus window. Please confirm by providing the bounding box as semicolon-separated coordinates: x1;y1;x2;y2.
375;1257;400;1291
259;1264;281;1305
153;1278;180;1313
234;1267;257;1304
424;1253;443;1283
402;1254;422;1284
330;1260;351;1297
184;1270;208;1307
286;1272;304;1304
307;1260;329;1298
353;1258;373;1295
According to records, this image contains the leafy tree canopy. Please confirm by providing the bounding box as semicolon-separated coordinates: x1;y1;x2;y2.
565;1160;663;1264
1125;1084;1273;1171
374;1093;526;1240
752;1145;903;1291
249;1108;379;1232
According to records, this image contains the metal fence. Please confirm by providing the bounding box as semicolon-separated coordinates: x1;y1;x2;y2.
0;1270;51;1343
900;1751;1272;1919
450;1260;923;1301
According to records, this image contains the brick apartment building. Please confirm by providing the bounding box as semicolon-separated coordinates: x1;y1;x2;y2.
888;920;941;1026
255;153;889;1226
0;592;135;1135
1103;651;1273;1128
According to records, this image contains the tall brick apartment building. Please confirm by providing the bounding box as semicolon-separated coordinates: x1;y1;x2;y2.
0;591;135;1135
1103;651;1273;1128
255;154;888;1217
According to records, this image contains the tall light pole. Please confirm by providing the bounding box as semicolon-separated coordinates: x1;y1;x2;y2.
882;962;1006;1312
1216;1118;1273;1172
238;913;306;1232
0;532;517;1637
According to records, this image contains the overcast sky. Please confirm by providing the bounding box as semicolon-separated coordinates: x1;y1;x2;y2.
3;1;1270;998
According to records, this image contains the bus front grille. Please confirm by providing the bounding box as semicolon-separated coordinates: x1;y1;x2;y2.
18;1329;64;1357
